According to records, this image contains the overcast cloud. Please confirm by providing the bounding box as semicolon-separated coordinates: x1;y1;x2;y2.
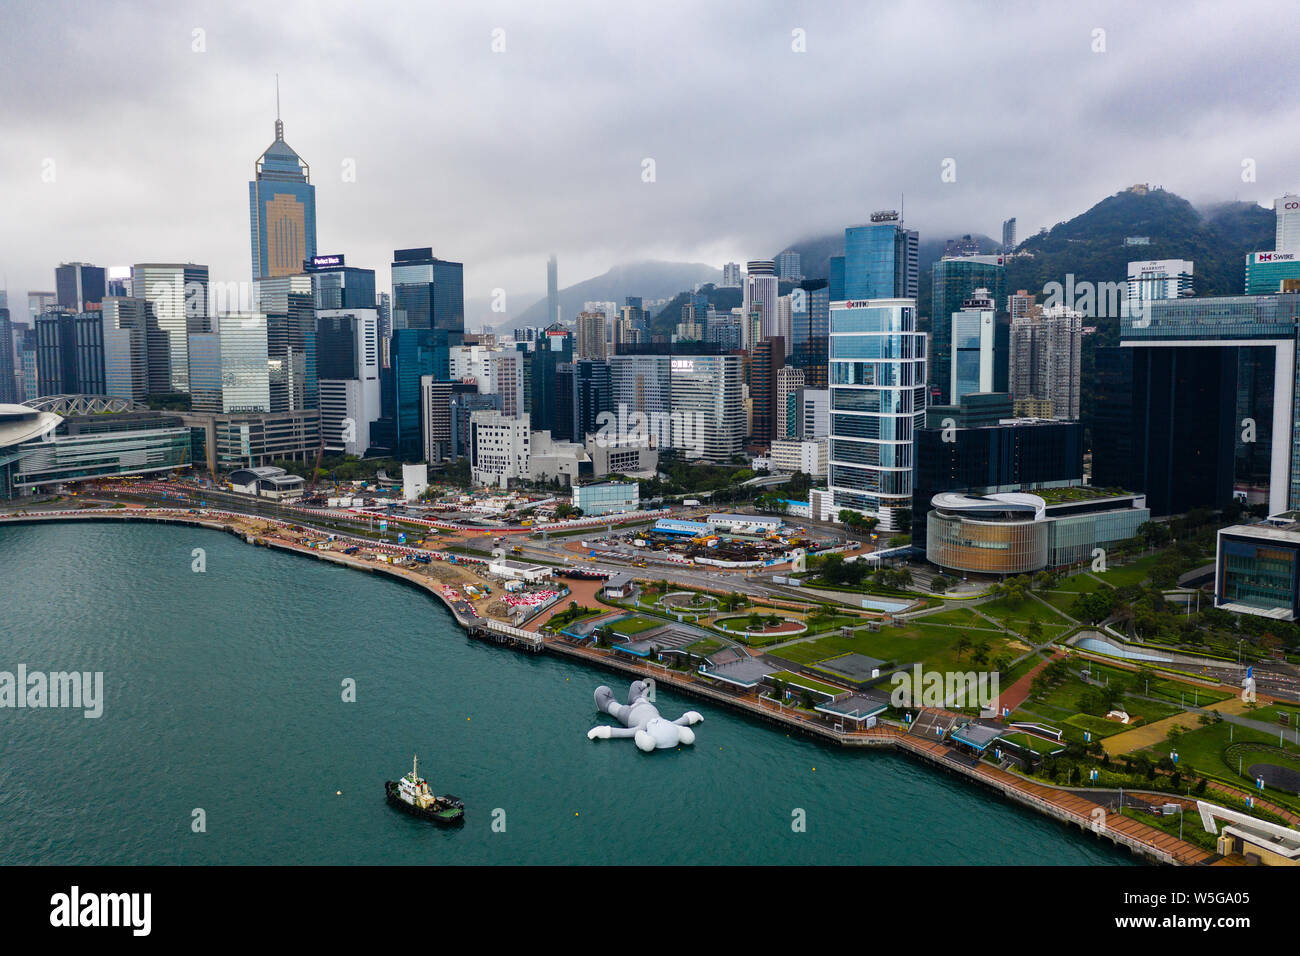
2;0;1297;319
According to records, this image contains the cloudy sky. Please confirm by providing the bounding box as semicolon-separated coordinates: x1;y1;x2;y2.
2;0;1297;322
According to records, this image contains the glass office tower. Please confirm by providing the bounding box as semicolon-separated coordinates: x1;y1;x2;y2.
1096;293;1300;516
843;220;918;301
249;115;316;281
391;247;464;345
307;257;377;311
790;279;829;388
930;255;1006;405
827;300;927;530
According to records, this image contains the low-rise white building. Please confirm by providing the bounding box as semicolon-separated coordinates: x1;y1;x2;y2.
487;558;553;582
707;512;782;534
769;438;828;477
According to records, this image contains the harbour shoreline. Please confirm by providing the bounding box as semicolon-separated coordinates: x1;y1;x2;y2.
0;507;1216;865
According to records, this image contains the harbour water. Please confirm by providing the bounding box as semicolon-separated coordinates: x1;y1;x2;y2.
0;522;1132;865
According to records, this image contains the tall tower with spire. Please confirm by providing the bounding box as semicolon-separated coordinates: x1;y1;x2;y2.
248;79;316;280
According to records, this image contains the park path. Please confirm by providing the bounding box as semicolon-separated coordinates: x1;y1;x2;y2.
998;651;1065;715
1102;698;1247;755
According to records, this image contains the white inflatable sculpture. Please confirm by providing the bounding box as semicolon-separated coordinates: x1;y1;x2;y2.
587;680;703;752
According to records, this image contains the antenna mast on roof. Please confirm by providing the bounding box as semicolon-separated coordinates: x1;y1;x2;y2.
275;74;283;139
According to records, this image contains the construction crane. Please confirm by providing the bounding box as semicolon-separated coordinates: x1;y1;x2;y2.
308;441;326;494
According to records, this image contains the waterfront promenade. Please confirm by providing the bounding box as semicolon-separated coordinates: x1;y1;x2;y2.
0;505;1235;865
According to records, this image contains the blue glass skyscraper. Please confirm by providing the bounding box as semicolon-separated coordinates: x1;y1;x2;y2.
827;215;926;531
391;248;464;346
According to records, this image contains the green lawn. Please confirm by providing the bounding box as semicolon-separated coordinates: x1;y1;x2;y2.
1090;553;1164;588
1063;712;1129;739
978;595;1073;633
1001;731;1066;755
1249;702;1300;726
1082;660;1233;706
1144;720;1300;794
768;671;846;697
917;607;991;627
682;637;726;657
773;621;1022;678
607;615;661;636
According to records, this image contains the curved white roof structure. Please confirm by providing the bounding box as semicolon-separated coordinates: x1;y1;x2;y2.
930;491;1047;521
0;403;63;448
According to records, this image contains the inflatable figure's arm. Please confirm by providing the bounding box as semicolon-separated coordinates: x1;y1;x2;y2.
673;711;704;726
588;725;639;740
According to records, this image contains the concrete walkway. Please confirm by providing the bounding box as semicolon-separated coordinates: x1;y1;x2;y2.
1102;697;1247;755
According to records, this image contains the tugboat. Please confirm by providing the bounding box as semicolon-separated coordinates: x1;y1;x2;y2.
385;755;465;826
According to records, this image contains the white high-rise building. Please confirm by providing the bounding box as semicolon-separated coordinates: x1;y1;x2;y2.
669;353;745;462
949;288;999;402
776;364;804;439
1276;194;1300;254
795;388;830;439
721;263;743;288
488;351;524;418
470;410;531;488
135;262;209;392
1127;259;1194;307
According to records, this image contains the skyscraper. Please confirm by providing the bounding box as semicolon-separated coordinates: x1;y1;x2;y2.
776;250;803;282
827;216;926;530
101;297;153;402
1127;259;1194;307
547;255;560;325
1002;218;1017;250
929;254;1005;405
743;260;778;347
721;262;743;288
827;299;926;530
1009;303;1082;421
669;352;745;462
1094;293;1300;516
306;255;377;310
575;311;608;360
315;309;380;455
572;359;612;442
55;263;106;313
34;310;106;396
134;262;209;393
0;308;15;404
188;314;272;414
249;103;316;281
949;288;1008;402
776;365;805;439
790;278;829;388
1276;194;1300;254
843;213;918;301
750;337;784;442
391;248;464;345
529;324;573;437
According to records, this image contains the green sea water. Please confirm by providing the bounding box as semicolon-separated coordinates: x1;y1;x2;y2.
0;521;1132;865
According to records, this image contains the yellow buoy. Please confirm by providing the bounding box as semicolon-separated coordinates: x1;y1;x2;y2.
336;790;342;796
